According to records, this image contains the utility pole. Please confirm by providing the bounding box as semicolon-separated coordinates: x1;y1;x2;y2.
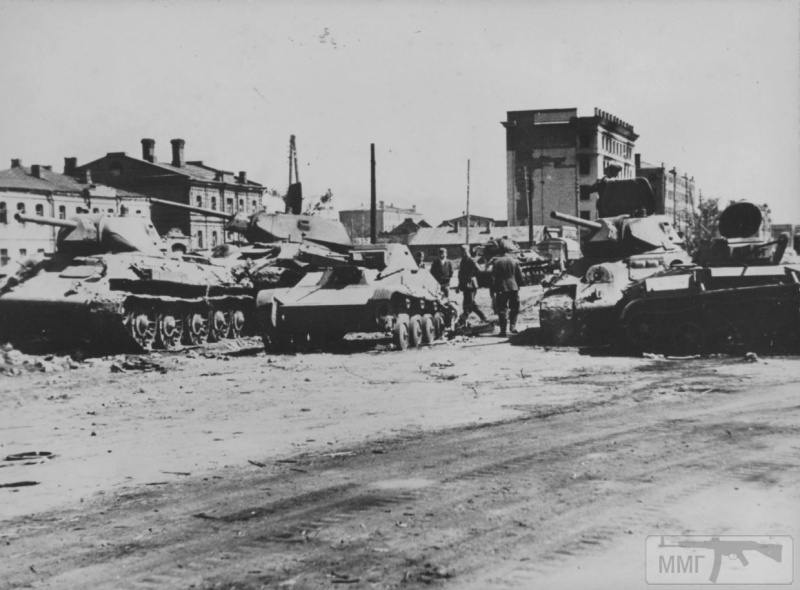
465;159;471;247
370;143;377;244
524;166;533;246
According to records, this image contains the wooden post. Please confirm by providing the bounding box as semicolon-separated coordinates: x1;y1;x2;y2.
370;143;377;244
465;159;471;248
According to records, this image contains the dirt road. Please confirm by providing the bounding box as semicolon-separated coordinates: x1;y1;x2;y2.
2;294;800;588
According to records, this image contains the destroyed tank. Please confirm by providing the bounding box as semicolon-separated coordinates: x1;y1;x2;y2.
616;201;800;355
538;178;691;345
0;213;253;353
476;237;556;287
256;243;457;352
150;197;352;289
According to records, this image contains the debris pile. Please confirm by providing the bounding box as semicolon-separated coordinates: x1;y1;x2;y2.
0;343;80;376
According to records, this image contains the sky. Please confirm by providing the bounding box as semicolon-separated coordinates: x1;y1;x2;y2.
0;0;798;224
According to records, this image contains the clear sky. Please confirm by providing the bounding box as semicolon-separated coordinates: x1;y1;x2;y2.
0;0;797;224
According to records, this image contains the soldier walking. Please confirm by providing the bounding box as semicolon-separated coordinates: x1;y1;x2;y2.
491;243;523;337
429;247;453;297
456;244;487;326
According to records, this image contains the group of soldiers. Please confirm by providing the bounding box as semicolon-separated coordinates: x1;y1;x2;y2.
417;244;522;337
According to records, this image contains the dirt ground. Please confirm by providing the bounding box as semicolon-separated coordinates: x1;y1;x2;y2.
1;287;800;589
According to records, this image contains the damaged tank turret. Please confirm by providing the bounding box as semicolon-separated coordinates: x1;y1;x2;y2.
539;178;691;345
257;243;457;352
0;213;253;353
616;201;800;355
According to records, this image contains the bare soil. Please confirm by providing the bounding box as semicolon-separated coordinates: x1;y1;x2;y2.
1;287;799;589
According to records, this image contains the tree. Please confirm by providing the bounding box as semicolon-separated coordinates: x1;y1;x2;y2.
685;197;721;256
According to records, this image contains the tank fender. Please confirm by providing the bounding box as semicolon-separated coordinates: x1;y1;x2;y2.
543;282;577;298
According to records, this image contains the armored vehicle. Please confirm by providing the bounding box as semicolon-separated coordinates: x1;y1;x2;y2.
0;213;253;353
616;201;800;355
538;178;691;345
149;197;352;251
476;237;556;288
257;243;456;352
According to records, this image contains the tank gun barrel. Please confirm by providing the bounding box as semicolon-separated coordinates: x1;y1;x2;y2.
550;210;603;231
150;198;235;221
14;213;78;229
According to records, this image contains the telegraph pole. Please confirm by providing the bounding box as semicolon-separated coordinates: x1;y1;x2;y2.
465;159;471;247
524;166;533;246
370;143;377;244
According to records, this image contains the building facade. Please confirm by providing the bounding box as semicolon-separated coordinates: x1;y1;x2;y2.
338;201;426;241
0;159;150;266
76;138;266;250
503;107;639;226
635;155;696;235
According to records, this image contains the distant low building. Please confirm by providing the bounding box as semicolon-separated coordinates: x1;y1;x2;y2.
339;201;426;241
0;159;149;266
438;214;507;228
407;223;577;260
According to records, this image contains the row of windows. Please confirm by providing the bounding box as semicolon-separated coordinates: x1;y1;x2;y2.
0;248;46;266
0;201;143;223
601;134;632;159
194;194;259;213
195;230;222;249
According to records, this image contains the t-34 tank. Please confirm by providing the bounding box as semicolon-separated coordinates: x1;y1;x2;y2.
256;243;456;352
0;213;253;353
616;201;800;355
538;178;691;345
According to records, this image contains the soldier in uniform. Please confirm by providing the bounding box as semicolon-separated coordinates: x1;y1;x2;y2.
429;247;453;297
491;242;523;337
456;244;487;326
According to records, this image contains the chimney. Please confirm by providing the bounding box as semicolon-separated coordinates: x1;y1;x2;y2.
237;170;247;183
214;171;225;181
170;138;185;167
379;200;385;210
64;157;77;175
10;158;21;168
31;164;42;178
141;138;156;163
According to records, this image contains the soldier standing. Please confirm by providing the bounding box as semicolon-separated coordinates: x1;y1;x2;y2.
491;243;523;337
456;244;487;326
429;247;453;297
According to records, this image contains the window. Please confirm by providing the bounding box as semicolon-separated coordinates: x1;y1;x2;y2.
19;248;27;257
578;156;590;175
135;209;142;215
238;198;244;211
0;202;6;224
92;208;99;213
58;205;66;219
226;198;233;213
579;211;591;220
211;231;218;247
210;196;217;211
110;162;122;177
196;196;203;208
35;204;44;216
0;249;8;266
197;230;204;249
580;185;594;201
37;248;45;255
17;202;26;215
251;200;257;211
108;208;114;214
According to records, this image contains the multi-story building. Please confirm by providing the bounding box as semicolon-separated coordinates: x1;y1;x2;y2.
0;159;150;266
339;201;426;242
76;138;266;250
634;155;697;235
503;107;639;226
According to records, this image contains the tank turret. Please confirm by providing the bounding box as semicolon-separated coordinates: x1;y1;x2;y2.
696;201;789;266
149;198;351;250
15;212;165;256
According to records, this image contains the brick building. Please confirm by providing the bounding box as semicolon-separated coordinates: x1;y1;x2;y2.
503;107;639;226
76;138;266;250
0;159;149;266
635;155;696;235
339;201;426;241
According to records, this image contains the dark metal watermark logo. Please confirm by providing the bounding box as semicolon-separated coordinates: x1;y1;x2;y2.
646;535;793;585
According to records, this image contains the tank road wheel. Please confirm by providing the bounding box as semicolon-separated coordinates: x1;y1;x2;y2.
707;314;749;355
408;314;423;348
670;321;705;356
127;309;156;351
156;312;184;350
228;309;246;339
183;311;208;346
421;314;436;345
207;310;230;343
433;311;446;340
393;314;410;351
624;311;660;354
